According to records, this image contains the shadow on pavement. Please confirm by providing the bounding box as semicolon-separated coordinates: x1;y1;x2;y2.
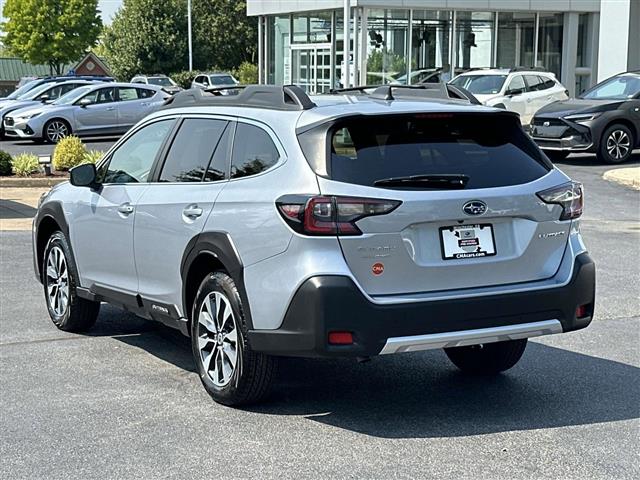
90;305;640;439
0;199;37;219
555;152;639;167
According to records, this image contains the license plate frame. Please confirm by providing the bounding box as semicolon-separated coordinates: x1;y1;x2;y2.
439;224;497;260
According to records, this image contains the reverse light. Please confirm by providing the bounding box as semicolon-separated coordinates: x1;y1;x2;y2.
276;195;401;236
537;181;583;220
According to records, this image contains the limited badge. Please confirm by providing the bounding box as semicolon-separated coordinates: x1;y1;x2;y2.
372;262;384;275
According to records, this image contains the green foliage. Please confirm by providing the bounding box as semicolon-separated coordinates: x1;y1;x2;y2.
233;62;258;84
171;70;206;89
102;0;188;80
11;153;39;177
366;49;407;84
0;150;12;176
1;0;102;75
83;150;104;165
102;0;256;80
52;136;88;171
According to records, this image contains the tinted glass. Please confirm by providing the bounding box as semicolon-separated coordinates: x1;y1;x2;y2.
100;120;174;184
205;124;232;182
55;85;92;105
450;75;506;95
137;88;155;99
82;87;116;105
159;118;228;182
325;114;550;189
540;77;556;90
118;87;138;101
148;77;173;86
210;75;236;85
230;123;280;179
524;75;543;91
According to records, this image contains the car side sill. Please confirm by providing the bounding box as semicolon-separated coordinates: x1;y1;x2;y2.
379;319;562;354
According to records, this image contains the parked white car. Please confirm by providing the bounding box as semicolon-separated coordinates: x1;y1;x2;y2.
191;73;239;91
450;68;569;125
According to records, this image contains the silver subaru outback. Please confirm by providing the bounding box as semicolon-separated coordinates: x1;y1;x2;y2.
33;85;595;406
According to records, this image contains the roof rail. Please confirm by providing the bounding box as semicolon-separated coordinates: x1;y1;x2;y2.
162;84;316;111
509;66;548;73
327;83;481;105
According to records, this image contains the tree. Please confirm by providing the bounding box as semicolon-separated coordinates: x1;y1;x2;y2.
1;0;102;75
102;0;187;80
191;0;257;70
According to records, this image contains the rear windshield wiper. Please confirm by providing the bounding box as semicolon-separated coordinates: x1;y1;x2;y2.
373;174;469;189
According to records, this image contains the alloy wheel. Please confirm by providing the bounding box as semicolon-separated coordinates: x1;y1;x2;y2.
197;291;239;387
46;121;69;143
606;130;630;160
46;246;69;317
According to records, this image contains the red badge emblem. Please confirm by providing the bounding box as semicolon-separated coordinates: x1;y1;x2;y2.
372;263;384;275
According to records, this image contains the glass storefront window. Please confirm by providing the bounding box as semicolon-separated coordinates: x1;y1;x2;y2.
406;10;451;85
267;16;290;84
537;13;564;78
496;12;535;68
292;12;332;44
366;9;410;85
455;12;494;70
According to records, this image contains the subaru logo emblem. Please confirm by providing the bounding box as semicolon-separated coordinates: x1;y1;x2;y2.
543;121;550;127
462;200;487;216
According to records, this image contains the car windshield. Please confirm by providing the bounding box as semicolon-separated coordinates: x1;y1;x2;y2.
211;75;235;85
7;80;40;99
580;75;640;100
450;75;507;94
53;85;93;105
20;83;55;100
147;77;173;87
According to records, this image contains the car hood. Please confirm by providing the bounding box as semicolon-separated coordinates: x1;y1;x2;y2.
0;100;40;116
535;98;624;118
472;93;498;104
7;103;68;119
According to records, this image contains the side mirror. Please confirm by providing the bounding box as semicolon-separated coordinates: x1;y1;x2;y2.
78;98;92;108
70;163;98;188
506;88;523;97
39;94;50;103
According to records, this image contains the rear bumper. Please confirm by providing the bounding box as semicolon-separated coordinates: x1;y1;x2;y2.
248;253;595;358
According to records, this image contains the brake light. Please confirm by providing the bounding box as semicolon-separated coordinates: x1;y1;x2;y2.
276;195;401;236
536;181;583;220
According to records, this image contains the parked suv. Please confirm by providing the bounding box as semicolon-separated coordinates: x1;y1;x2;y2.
191;72;239;91
33;85;595;405
450;68;569;124
131;74;182;95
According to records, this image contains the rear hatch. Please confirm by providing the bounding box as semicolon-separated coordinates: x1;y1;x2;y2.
298;111;571;296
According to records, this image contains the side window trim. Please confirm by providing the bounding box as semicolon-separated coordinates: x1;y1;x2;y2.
228;119;286;181
98;117;180;185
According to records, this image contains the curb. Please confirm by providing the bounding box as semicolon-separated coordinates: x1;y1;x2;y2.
603;167;640;191
0;177;67;188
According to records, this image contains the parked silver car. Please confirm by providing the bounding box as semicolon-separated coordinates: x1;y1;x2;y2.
131;74;182;95
4;83;168;143
0;80;96;138
191;72;239;91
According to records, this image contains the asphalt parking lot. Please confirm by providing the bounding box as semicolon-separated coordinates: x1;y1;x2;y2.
0;137;119;157
0;154;638;479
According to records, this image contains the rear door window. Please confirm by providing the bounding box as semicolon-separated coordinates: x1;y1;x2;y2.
524;75;543;91
159;118;229;182
322;114;550;189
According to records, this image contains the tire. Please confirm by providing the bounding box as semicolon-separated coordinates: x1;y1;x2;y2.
444;339;527;375
545;151;569;162
190;272;276;406
598;124;634;164
43;231;100;332
43;119;71;144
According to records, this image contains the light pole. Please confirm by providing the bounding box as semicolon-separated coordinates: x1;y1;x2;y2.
187;0;193;71
343;0;350;87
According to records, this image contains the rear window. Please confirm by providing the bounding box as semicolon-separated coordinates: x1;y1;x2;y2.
300;113;551;190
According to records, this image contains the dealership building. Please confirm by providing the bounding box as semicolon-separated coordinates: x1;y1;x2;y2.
248;0;639;96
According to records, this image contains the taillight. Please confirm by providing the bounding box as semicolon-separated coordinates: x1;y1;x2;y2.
276;195;401;236
536;181;583;220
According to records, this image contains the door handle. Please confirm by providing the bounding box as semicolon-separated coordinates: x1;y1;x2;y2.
117;203;134;215
140;102;150;106
183;205;203;218
106;107;116;111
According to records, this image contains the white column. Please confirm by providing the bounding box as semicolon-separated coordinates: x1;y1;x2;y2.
359;8;368;85
597;0;631;81
258;16;263;84
561;13;579;97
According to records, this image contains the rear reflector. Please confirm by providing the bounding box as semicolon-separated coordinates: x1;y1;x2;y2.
576;304;589;318
328;331;354;345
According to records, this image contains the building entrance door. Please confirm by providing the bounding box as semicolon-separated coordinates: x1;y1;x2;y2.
290;44;332;94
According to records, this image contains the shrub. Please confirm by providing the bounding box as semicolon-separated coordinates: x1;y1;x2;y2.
233;62;258;84
11;153;40;177
83;150;105;165
52;136;88;171
0;150;12;176
171;70;203;89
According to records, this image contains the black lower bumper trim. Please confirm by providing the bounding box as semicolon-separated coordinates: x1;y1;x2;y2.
248;253;595;358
